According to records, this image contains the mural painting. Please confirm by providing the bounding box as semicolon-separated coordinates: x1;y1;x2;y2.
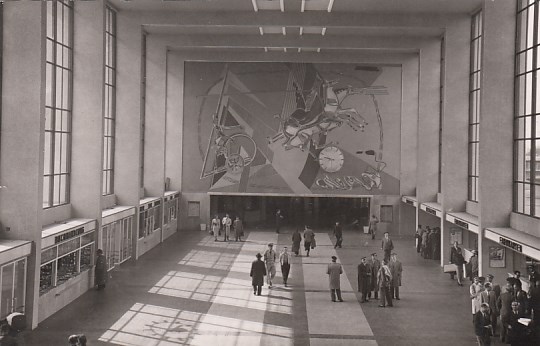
183;62;401;195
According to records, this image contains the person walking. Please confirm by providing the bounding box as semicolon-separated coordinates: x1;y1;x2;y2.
233;216;244;241
95;249;108;290
211;215;221;241
250;253;266;296
222;214;232;241
381;232;394;262
377;259;393;307
415;225;423;253
369;253;380;300
368;214;379;240
357;256;370;303
275;209;284;234
264;243;277;288
449;241;461;280
333;221;343;249
453;247;466;286
327;256;343;302
292;228;302;256
303;225;315;257
474;303;493;346
279;246;291;287
390;253;402;300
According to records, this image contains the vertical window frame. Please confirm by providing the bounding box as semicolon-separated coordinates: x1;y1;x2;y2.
103;5;117;196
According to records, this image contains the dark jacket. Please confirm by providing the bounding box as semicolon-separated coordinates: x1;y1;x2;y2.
357;262;370;292
450;246;461;264
504;310;527;344
497;291;514;318
250;259;266;286
474;311;492;337
95;254;108;286
333;225;343;238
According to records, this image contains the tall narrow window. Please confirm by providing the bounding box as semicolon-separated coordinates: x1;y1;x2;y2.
439;37;445;193
468;11;482;202
44;0;73;208
515;0;540;217
140;33;147;190
103;6;116;195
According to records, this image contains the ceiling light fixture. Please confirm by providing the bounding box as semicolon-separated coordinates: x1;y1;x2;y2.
264;47;268;52
299;27;304;36
317;48;321;53
252;0;258;12
282;27;286;35
298;48;302;53
259;27;264;35
322;27;327;36
280;0;284;12
301;0;305;12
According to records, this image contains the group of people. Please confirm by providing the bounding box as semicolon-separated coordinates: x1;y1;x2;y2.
448;241;479;286
472;272;540;345
250;243;292;294
211;214;244;242
357;251;403;307
415;224;441;261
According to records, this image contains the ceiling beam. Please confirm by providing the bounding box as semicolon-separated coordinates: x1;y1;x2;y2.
150;33;434;50
128;10;465;29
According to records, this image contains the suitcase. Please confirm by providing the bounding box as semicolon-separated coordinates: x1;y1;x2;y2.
443;264;458;273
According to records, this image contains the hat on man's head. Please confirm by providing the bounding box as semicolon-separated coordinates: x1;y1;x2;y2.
331;256;337;261
255;253;262;258
371;253;377;256
361;256;366;260
268;243;274;247
487;274;494;279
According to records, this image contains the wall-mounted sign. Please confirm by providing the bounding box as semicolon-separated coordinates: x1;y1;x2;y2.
455;219;469;230
489;246;506;268
406;199;414;205
55;227;84;244
425;207;437;215
499;237;523;253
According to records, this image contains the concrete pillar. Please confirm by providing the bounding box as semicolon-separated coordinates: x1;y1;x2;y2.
477;0;516;276
0;1;45;329
144;35;167;197
440;16;470;265
416;40;441;228
71;1;104;222
165;53;183;194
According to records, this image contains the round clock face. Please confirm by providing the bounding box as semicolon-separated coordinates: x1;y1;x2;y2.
318;146;344;173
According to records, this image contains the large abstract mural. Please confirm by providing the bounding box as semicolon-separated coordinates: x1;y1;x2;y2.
183;62;401;195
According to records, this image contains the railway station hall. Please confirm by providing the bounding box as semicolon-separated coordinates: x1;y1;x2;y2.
1;0;540;345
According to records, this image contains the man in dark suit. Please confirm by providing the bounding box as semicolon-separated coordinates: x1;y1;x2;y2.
381;232;394;262
474;303;493;345
333;221;343;249
497;281;515;343
449;241;461;280
504;301;528;345
368;253;380;299
357;257;370;303
390;253;402;300
250;253;267;296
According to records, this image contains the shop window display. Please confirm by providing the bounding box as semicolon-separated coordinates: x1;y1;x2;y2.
56;252;78;286
40;262;54;295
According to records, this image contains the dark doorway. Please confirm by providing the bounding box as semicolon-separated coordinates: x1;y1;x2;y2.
211;195;370;230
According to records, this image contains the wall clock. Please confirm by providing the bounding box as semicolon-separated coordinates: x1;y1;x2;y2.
318;145;344;173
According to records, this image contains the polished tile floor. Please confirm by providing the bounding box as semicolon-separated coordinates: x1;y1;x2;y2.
22;227;488;345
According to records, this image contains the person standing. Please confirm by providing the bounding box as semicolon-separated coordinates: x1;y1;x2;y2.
250;253;267;296
470;277;484;321
95;249;108;290
497;281;515;343
481;283;498;337
292;228;302;256
469;250;479;281
474;303;493;346
505;301;528;345
222;214;232;241
390;253;402;300
368;214;379;240
279;246;291;287
381;232;394;262
369;253;380;300
233;216;244;241
211;215;221;242
264;243;277;288
303;225;315;257
357;256;370;303
327;256;343;302
529;278;540;322
421;227;429;258
377;259;393;307
486;274;501;298
275;209;284;234
449;241;462;280
333;221;343;249
453;247;466;286
415;225;423;253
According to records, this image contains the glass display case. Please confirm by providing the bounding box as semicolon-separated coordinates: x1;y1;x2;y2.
139;200;161;239
39;230;95;295
1;258;27;320
102;215;133;270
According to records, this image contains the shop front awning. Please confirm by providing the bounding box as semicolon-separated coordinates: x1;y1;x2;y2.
485;227;540;261
0;239;32;265
446;212;479;234
420;201;442;218
401;195;417;207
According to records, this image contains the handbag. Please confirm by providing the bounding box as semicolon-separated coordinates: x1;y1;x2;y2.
311;237;317;249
